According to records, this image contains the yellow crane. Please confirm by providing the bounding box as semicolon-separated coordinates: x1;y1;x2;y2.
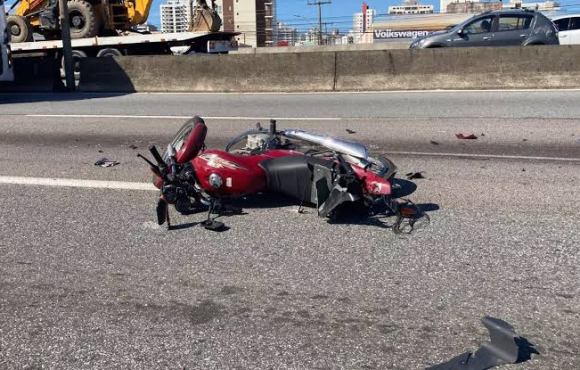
6;0;221;43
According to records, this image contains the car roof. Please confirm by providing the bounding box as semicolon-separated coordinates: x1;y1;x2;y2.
478;9;537;16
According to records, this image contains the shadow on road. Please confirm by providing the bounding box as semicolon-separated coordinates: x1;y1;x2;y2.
0;92;130;105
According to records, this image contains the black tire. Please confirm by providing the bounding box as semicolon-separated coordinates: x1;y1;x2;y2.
96;48;123;57
61;49;87;80
68;0;99;39
6;15;32;43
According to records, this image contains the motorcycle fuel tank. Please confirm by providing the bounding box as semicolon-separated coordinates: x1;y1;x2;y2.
192;149;301;197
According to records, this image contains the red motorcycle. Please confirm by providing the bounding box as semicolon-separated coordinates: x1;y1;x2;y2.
139;116;419;232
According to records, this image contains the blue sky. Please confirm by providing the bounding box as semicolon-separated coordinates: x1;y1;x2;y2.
148;0;580;31
6;0;580;32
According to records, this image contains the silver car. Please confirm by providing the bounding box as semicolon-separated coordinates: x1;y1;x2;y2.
410;9;559;49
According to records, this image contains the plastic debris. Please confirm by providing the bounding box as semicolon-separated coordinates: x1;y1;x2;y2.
129;144;138;150
455;133;478;140
94;158;120;168
430;140;440;145
427;316;538;370
345;129;356;134
406;172;425;180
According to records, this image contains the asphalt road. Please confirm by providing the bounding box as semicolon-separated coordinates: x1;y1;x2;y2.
0;92;579;369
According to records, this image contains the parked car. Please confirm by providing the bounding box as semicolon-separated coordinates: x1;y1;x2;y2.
552;14;580;44
410;9;559;49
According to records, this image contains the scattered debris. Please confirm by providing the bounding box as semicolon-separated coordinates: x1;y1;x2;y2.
481;133;485;137
98;149;104;153
406;172;426;180
94;158;120;168
523;138;528;142
455;133;478;140
345;129;356;134
129;144;139;150
427;316;538;370
522;168;526;172
430;140;440;146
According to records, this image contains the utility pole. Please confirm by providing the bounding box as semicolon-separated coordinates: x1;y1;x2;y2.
58;0;75;91
307;0;331;46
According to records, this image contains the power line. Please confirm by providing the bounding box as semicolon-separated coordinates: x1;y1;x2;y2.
307;0;331;45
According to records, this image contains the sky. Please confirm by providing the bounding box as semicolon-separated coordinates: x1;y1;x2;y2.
148;0;580;31
5;0;580;32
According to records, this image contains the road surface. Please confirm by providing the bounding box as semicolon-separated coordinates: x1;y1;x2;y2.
0;92;578;369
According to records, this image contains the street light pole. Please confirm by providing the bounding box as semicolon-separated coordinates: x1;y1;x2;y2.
307;0;331;46
58;0;75;91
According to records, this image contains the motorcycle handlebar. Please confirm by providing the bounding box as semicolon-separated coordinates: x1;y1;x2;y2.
149;145;165;167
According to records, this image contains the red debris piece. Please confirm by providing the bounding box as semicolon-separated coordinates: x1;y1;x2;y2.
455;133;478;140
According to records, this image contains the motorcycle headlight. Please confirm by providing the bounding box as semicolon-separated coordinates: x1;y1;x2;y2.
208;173;223;189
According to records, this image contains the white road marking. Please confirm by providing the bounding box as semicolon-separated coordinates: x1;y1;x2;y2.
133;89;580;95
0;176;157;191
25;114;342;121
384;151;580;162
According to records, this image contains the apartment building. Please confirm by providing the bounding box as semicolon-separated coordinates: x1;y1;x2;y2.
215;0;277;47
160;0;192;33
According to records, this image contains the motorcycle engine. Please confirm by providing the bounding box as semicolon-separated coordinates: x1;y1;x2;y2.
245;134;270;151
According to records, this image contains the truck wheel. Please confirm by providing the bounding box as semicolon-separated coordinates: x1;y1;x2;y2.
68;0;99;39
96;48;123;57
6;15;32;43
61;50;87;80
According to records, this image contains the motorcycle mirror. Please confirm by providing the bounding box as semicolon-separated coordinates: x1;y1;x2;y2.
269;119;277;135
137;154;163;178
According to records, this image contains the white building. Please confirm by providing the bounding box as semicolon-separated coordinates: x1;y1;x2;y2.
389;0;434;15
439;0;458;13
160;0;192;33
214;0;277;47
504;0;560;10
353;7;376;43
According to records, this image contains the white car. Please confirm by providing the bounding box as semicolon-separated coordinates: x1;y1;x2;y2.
552;14;580;45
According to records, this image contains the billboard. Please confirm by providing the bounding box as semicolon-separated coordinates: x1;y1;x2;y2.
373;29;432;40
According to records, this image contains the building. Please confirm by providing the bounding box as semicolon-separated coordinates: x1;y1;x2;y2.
447;1;501;13
276;22;298;46
160;0;192;33
388;0;434;15
352;2;376;43
214;0;277;47
504;0;560;10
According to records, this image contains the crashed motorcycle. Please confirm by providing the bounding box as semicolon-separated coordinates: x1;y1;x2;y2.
139;116;420;232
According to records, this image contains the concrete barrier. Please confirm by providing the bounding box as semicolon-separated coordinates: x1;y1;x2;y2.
336;45;580;90
79;52;336;92
0;57;63;92
233;41;410;54
78;45;580;93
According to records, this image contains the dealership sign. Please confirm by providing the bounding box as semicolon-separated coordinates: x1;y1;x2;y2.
373;29;432;39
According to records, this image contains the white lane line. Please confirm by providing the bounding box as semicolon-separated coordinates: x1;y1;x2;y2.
133;88;580;95
25;114;342;121
384;151;580;162
0;176;157;191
